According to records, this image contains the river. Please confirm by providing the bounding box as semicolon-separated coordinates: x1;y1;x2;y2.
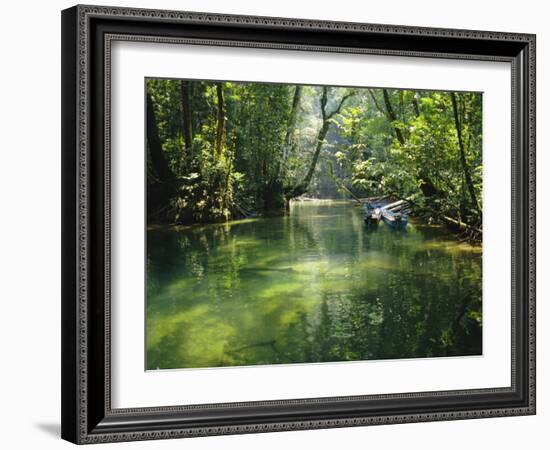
146;200;482;370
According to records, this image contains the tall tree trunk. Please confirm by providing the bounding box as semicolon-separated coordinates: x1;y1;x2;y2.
302;121;330;189
369;88;438;197
412;94;421;117
368;88;405;145
399;90;405;120
180;80;193;155
215;83;225;157
146;93;175;185
450;92;480;214
277;85;302;178
146;93;176;220
382;89;405;145
286;87;353;199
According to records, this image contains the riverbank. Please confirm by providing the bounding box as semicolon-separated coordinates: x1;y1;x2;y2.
148;197;482;245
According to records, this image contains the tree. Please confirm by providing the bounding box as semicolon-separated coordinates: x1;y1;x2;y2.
145;78;482;237
180;80;193;159
450;92;480;215
146;93;176;220
277;85;302;179
367;88;439;198
215;83;225;157
286;87;354;199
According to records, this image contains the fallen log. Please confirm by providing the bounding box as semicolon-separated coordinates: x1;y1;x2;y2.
382;199;408;212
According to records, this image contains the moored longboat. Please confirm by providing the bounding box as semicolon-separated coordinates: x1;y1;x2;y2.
381;208;408;230
363;202;381;226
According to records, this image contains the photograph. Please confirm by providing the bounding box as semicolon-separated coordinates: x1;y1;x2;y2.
55;2;536;445
145;78;483;370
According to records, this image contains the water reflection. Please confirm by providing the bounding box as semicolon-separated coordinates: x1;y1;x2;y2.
146;201;482;369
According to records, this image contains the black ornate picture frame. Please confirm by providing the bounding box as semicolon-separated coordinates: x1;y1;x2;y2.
61;4;536;444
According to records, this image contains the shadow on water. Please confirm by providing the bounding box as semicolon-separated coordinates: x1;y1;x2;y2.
146;200;482;369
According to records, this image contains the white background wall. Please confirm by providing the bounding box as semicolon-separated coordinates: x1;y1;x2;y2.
0;0;546;448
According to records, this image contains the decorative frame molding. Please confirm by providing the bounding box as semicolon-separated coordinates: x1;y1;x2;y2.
61;4;536;444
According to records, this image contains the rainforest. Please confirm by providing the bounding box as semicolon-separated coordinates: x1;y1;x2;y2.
145;79;483;370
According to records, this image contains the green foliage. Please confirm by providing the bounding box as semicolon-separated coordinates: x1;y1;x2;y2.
229;83;293;208
146;79;482;234
337;89;483;230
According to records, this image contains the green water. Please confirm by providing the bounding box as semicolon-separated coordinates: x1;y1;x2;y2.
146;200;482;370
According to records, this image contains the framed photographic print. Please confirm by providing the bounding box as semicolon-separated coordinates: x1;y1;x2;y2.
61;4;536;444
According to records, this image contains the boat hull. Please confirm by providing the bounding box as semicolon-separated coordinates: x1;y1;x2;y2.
363;203;381;226
381;210;408;230
364;216;380;226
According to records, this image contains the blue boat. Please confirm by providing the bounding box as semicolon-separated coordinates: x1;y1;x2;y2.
363;202;381;225
381;209;408;230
